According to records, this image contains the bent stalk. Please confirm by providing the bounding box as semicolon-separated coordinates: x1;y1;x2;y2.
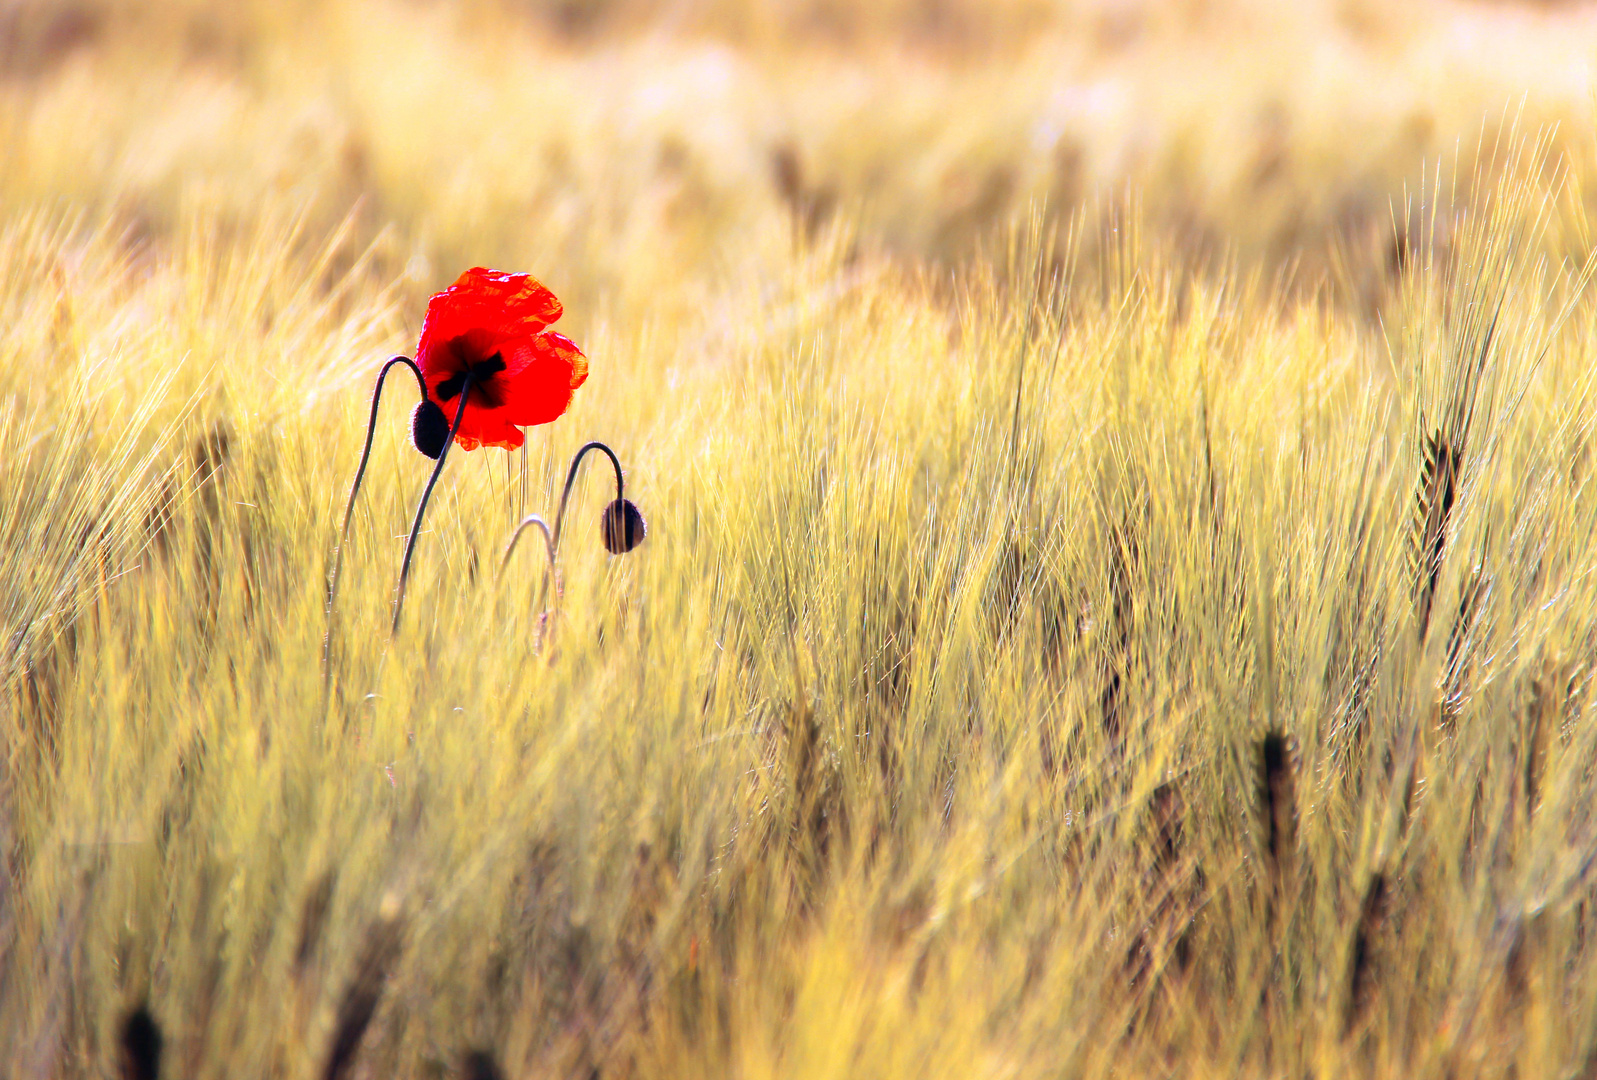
323;356;427;709
499;514;556;582
499;513;558;626
550;441;625;552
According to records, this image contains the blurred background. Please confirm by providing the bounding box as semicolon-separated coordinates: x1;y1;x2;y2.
4;0;1597;320
8;5;1597;1075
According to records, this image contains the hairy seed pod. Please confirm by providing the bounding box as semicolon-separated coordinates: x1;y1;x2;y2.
411;399;450;459
601;498;646;554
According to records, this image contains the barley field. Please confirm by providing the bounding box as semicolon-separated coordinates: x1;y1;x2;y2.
6;1;1597;1077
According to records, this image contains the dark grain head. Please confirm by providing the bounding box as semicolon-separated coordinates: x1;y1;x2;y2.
1257;731;1298;884
460;1049;506;1080
321;898;407;1080
118;1004;162;1080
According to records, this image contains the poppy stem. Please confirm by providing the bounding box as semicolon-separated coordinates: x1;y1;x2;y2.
324;356;427;704
391;372;474;635
550;441;625;554
499;514;558;627
499;515;556;581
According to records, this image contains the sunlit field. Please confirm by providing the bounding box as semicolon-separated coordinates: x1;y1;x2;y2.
8;1;1597;1077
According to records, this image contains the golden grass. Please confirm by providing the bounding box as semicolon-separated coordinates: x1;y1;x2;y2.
6;2;1597;1077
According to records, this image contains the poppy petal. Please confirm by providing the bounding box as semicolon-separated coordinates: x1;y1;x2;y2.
496;331;589;427
411;268;585;452
416;268;564;380
454;410;525;451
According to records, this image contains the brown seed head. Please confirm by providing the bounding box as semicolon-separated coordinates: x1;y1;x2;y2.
118;1004;162;1080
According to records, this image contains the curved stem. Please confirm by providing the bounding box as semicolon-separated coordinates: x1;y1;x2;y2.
323;356;426;705
391;372;474;635
550;441;625;553
498;515;556;581
499;514;558;627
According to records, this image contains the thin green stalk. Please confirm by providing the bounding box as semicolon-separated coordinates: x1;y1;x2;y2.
323;356;426;708
499;513;558;627
391;373;474;635
550;441;625;552
498;514;555;580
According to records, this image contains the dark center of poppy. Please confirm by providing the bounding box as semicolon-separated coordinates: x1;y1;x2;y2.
436;352;507;405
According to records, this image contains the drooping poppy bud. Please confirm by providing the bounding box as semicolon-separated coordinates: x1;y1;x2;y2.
600;498;646;554
411;399;451;459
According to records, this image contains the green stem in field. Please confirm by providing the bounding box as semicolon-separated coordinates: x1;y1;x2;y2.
499;514;557;624
499;514;555;581
550;441;625;553
391;372;474;635
323;356;427;703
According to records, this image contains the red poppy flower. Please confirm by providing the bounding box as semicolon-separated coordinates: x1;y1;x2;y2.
415;267;588;451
